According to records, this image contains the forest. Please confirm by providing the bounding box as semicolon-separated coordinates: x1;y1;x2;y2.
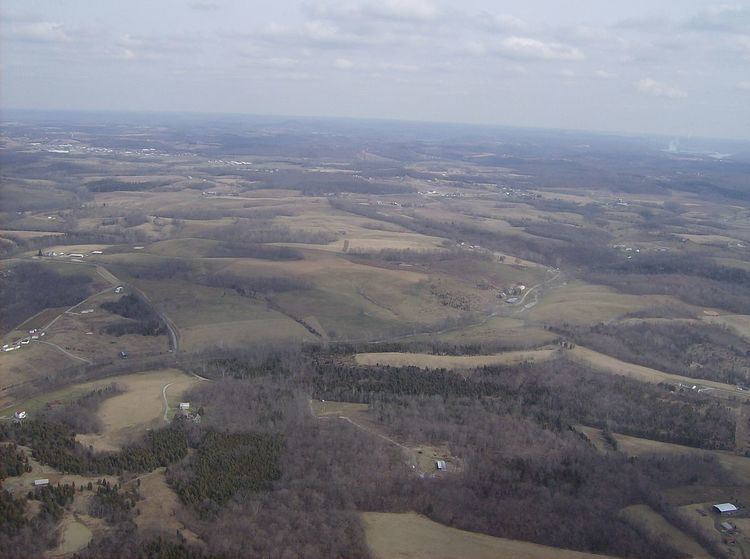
0;262;93;333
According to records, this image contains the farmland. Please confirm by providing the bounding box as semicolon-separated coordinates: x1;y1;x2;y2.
1;113;750;558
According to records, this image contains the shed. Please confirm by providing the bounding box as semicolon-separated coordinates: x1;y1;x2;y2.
713;503;739;515
179;402;190;411
14;410;27;420
34;479;49;487
436;460;446;471
721;522;736;533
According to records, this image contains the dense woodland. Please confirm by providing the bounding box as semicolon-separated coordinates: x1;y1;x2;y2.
558;321;750;385
101;294;167;336
0;262;93;333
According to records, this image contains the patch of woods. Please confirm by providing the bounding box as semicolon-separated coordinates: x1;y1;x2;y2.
0;483;76;557
203;272;311;297
312;357;735;450
591;253;750;314
206;242;302;260
2;347;742;559
211;221;339;245
0;443;31;479
175;352;734;559
39;383;123;434
557;321;750;385
86;179;172;193
0;262;92;334
100;294;166;337
168;431;282;518
0;420;188;475
89;479;140;524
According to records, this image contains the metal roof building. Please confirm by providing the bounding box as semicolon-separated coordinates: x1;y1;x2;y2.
713;503;739;514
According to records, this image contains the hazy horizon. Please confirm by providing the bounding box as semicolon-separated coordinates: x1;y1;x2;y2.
2;0;749;140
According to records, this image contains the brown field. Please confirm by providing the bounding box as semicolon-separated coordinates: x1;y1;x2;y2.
620;505;711;559
132;467;201;545
76;368;198;451
568;346;748;398
524;281;671;324
703;314;750;342
49;515;94;557
361;512;616;559
354;348;558;370
0;342;81;408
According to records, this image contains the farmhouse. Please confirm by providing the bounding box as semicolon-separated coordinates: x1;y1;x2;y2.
713;503;739;515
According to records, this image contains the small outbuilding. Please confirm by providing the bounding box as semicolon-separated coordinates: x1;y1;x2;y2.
179;402;190;411
713;503;739;515
14;410;27;420
721;521;736;533
34;479;49;487
436;460;446;471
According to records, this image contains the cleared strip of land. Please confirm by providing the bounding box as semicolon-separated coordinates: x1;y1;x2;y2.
354;349;558;369
620;505;711;559
362;512;616;559
569;346;749;399
578;425;750;484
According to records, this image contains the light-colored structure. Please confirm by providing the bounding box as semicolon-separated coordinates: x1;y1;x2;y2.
34;479;49;487
179;402;190;410
713;503;739;515
436;460;446;471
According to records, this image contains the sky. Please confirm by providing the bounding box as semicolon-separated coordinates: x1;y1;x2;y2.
1;0;749;139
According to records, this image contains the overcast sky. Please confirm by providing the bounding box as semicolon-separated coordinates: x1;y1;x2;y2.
1;0;749;139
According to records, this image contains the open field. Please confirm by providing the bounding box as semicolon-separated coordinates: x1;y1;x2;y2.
361;512;616;559
524;281;668;324
568;346;749;398
132;467;201;545
76;368;198;451
355;348;558;369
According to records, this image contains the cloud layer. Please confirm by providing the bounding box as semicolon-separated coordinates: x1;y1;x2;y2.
1;0;748;139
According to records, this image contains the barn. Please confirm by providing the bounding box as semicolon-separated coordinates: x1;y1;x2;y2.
713;503;738;515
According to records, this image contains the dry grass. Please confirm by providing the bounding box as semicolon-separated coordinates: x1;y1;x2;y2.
703;314;750;342
620;505;711;559
132;467;201;545
361;512;615;559
526;281;662;324
354;349;558;370
76;369;198;451
49;515;94;557
568;346;747;398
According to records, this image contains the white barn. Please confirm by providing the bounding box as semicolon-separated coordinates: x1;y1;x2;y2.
713;503;739;515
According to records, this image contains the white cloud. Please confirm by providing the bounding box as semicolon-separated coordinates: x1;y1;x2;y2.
475;12;527;33
333;57;355;69
737;80;750;90
189;2;220;11
304;0;440;23
498;37;584;61
6;21;71;43
596;69;618;79
636;78;687;99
